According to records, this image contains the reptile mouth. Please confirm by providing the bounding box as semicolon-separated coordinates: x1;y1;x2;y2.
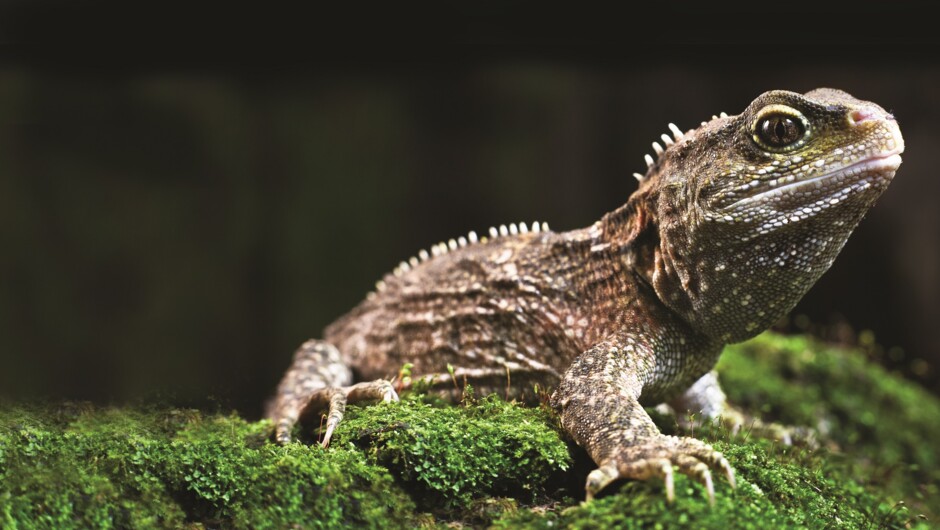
722;150;903;212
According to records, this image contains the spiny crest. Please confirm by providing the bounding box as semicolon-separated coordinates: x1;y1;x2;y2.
369;220;552;296
634;112;729;182
635;121;686;182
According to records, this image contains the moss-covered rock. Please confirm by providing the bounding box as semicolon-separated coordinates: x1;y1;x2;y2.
0;405;416;529
494;439;925;529
1;332;938;528
331;391;572;511
495;332;939;529
719;333;940;521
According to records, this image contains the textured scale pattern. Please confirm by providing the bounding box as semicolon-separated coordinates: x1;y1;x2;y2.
268;88;903;504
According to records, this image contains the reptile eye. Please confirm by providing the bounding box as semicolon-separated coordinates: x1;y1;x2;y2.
751;105;809;151
758;115;803;146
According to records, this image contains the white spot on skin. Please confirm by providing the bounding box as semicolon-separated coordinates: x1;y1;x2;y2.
494;249;513;264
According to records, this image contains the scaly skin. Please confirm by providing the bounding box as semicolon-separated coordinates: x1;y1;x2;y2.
268;88;903;503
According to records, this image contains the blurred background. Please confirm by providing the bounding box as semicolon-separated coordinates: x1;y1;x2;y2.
0;3;936;417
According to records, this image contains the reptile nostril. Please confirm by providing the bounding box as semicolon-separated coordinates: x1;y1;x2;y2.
848;109;877;125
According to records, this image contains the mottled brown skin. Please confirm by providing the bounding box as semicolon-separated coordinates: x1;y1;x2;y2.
268;88;903;503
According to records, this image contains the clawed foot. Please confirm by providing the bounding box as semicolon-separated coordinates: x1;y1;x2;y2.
586;435;735;505
678;406;818;449
727;412;817;448
274;379;399;446
666;371;817;449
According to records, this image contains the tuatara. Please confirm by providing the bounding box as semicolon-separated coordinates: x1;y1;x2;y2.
268;88;903;503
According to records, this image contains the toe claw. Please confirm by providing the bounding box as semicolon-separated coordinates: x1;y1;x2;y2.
274;417;297;445
586;465;619;501
676;454;716;506
585;436;737;505
721;458;736;489
701;468;715;506
321;416;340;447
660;462;675;503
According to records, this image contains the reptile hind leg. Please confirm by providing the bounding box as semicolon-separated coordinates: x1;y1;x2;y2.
268;339;399;445
668;371;817;448
317;380;400;446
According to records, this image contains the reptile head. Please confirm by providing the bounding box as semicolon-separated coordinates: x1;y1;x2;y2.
636;88;903;343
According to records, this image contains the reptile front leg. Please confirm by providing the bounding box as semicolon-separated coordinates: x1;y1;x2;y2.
551;339;735;504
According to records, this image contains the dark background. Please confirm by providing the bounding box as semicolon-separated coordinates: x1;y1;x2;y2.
1;3;936;417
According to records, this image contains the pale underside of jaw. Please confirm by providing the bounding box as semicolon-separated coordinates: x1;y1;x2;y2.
723;152;902;213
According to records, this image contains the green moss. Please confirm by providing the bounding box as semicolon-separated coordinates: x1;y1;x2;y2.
2;332;937;528
719;332;940;518
494;439;925;529
0;404;415;529
330;392;571;511
0;395;569;528
493;332;939;528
